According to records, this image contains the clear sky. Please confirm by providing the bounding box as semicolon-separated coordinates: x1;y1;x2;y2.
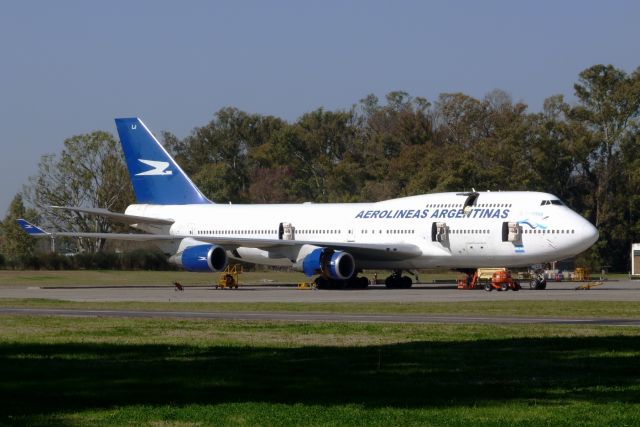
0;0;638;215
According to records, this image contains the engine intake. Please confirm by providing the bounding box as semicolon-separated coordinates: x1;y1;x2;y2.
175;244;228;272
302;247;355;280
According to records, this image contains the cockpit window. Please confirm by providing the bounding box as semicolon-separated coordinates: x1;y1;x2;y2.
540;200;564;206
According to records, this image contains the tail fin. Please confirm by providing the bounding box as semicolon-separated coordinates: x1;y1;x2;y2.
16;219;48;236
115;117;211;205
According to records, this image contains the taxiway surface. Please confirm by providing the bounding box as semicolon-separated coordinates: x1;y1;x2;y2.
1;280;638;303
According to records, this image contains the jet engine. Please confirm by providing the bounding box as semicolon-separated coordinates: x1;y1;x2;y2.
302;247;355;280
171;244;228;272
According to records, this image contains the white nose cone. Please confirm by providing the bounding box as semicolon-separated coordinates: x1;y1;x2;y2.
576;217;599;253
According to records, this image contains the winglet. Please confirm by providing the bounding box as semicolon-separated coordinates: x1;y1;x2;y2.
16;219;49;236
115;117;212;205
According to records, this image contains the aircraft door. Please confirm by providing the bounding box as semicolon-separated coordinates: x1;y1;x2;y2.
502;222;522;244
347;228;355;242
278;222;295;240
431;222;449;243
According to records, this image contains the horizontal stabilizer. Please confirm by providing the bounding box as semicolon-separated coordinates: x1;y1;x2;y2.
51;206;174;226
16;219;48;236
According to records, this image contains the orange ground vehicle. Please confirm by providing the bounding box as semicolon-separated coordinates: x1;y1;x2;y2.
486;269;521;291
457;268;521;291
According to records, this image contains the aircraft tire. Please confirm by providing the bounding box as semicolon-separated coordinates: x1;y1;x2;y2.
401;276;413;289
530;278;547;290
359;276;369;289
314;276;329;290
384;276;397;289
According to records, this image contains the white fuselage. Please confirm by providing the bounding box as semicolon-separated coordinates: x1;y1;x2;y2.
126;191;598;270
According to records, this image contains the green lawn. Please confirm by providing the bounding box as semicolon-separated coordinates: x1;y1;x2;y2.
0;315;638;426
2;299;640;319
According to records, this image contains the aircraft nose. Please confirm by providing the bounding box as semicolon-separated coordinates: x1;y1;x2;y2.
585;222;600;245
579;217;599;248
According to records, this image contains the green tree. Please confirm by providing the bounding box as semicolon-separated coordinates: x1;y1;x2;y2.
174;108;287;203
567;64;640;269
24;131;134;253
357;92;433;199
0;194;39;266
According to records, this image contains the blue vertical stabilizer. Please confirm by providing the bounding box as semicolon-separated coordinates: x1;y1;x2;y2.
115;117;211;205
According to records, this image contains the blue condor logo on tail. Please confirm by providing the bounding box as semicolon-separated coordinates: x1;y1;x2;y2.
355;208;510;220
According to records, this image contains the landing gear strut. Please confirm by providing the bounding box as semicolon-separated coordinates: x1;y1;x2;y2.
384;270;413;289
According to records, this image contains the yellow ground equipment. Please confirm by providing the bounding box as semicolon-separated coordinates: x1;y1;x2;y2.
216;264;242;289
297;282;317;290
573;267;588;281
575;281;604;290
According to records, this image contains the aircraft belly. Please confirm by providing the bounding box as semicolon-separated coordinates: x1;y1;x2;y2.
234;247;293;267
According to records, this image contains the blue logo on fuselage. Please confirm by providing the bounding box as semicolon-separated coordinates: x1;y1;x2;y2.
354;208;510;220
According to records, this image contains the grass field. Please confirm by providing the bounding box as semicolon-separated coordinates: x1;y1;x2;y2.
2;298;640;320
0;315;639;426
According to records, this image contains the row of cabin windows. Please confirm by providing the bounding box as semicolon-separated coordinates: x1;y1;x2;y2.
451;229;490;234
425;203;513;208
195;228;577;236
361;230;415;234
524;229;574;234
450;229;576;235
198;230;277;235
196;229;343;236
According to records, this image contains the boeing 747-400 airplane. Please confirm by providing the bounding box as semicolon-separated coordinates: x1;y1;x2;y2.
19;117;599;289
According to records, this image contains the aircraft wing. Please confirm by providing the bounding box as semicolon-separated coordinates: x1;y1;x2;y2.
17;219;422;261
193;236;423;261
16;220;179;241
50;206;174;226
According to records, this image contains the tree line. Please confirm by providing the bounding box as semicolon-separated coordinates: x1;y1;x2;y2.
1;64;639;271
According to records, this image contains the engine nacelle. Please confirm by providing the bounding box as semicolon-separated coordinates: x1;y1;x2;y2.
302;247;355;280
174;244;228;272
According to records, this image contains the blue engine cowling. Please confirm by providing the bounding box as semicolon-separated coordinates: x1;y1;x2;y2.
180;244;228;272
302;247;355;280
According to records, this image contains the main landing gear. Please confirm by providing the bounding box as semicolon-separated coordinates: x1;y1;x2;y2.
384;270;413;289
312;270;415;290
313;274;369;290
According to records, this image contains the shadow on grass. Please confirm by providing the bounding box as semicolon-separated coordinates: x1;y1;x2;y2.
0;335;639;420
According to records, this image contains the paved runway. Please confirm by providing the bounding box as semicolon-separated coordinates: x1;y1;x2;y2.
1;280;639;303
